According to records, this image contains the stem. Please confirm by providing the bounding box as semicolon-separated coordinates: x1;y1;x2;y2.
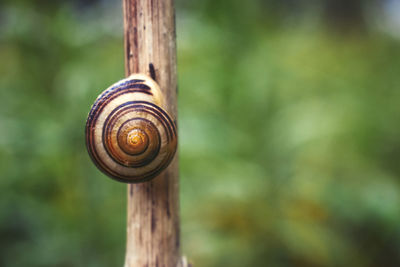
122;0;182;266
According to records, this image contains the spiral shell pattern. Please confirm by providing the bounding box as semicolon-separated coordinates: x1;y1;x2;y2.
85;74;177;183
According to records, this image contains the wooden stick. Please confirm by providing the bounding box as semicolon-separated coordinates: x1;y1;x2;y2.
122;0;183;266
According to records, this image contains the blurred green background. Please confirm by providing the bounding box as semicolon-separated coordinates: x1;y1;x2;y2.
1;0;400;266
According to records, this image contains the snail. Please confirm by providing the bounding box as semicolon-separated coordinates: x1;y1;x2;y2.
85;74;177;183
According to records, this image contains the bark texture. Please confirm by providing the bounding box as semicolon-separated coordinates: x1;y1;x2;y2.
122;0;180;266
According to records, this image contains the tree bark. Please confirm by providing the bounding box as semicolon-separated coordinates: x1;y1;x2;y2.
122;0;182;266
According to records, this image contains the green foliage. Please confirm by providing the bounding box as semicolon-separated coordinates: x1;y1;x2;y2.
1;1;400;266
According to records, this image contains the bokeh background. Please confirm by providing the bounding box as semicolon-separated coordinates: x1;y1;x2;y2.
1;0;400;266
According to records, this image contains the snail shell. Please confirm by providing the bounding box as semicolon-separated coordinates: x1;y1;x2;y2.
85;74;177;183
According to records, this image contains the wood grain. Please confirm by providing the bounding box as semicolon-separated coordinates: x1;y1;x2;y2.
122;0;182;266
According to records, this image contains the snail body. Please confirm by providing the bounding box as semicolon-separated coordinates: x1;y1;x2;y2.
85;74;177;183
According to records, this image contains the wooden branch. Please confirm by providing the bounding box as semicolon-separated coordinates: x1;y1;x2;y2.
122;0;181;266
